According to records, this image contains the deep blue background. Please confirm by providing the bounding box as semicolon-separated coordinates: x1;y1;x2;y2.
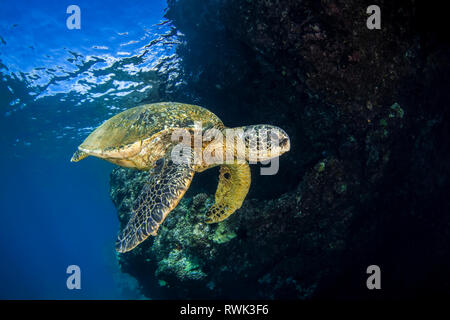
0;0;168;299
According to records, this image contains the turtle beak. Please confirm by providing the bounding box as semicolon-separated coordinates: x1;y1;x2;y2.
276;127;290;154
280;137;290;152
279;136;290;154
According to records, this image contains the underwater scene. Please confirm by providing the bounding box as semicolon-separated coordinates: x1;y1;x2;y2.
0;0;449;301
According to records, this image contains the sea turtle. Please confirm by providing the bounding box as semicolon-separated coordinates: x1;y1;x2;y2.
71;102;290;253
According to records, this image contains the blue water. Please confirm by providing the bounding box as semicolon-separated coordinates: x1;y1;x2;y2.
0;0;172;299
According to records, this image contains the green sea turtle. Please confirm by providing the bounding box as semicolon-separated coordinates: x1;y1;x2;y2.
71;102;290;253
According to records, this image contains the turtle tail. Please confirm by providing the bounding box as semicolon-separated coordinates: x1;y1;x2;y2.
71;150;88;162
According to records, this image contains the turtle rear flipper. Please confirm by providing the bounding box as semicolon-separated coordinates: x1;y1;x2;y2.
206;163;251;223
115;149;195;253
70;150;88;162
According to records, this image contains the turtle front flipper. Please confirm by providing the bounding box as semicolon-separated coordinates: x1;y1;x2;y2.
206;163;251;223
116;149;196;253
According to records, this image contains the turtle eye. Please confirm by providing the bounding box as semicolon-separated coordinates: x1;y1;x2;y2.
155;158;164;167
224;172;231;179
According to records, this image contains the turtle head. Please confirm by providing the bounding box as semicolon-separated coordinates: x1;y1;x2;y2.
239;124;290;161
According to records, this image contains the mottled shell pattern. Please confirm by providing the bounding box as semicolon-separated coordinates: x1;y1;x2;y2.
76;102;224;169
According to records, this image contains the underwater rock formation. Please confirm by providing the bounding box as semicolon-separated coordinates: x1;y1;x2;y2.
111;166;349;299
112;0;450;298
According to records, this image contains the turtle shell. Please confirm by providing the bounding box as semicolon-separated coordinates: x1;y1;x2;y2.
78;102;224;157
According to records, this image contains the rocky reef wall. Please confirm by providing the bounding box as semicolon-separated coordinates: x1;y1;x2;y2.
110;0;450;299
